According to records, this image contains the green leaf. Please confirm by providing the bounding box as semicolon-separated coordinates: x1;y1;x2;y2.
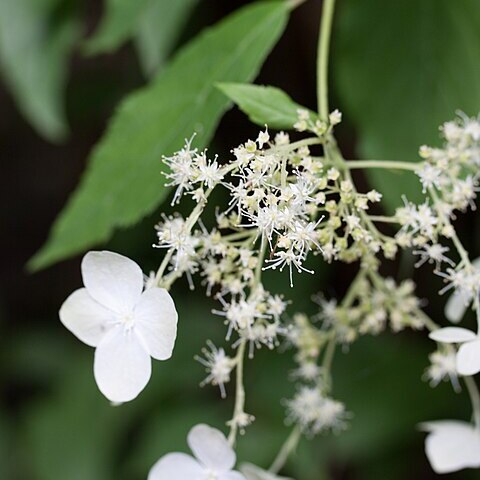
29;1;290;271
83;0;149;55
0;0;79;142
334;0;480;213
83;0;198;73
218;82;313;130
134;0;199;77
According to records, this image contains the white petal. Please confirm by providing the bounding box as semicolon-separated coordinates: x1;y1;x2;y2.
148;453;204;480
59;288;115;346
429;327;476;344
94;326;151;402
134;288;178;360
445;292;468;324
423;420;480;473
82;251;143;314
187;424;235;472
457;339;480;376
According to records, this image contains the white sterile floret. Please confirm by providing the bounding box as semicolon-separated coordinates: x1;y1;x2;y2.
429;327;480;376
148;424;246;480
240;463;292;480
421;420;480;474
59;251;178;403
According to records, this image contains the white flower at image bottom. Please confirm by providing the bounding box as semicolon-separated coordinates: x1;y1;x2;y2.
429;327;480;376
148;424;246;480
59;251;177;403
421;421;480;474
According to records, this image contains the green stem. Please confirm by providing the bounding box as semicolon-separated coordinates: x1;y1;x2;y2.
316;0;336;118
269;426;302;474
343;268;366;307
222;230;255;242
255;235;267;284
368;215;400;224
464;375;480;429
228;236;268;446
428;186;470;265
322;333;336;375
271;137;323;152
345;160;420;171
228;339;247;446
414;309;439;332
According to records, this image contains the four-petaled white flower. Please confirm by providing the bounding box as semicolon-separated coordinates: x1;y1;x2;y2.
421;420;480;474
60;251;177;403
429;327;480;376
148;424;246;480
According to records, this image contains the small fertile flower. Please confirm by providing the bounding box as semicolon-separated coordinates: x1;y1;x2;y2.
444;257;480;323
425;349;459;390
429;327;480;376
148;424;246;480
60;251;177;403
412;243;453;269
286;387;349;434
195;341;235;398
421;421;480;474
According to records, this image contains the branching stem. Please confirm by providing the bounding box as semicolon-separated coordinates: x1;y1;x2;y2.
345;160;420;171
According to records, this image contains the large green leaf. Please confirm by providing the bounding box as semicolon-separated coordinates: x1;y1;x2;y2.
217;82;314;130
30;1;290;271
0;0;79;142
135;0;199;77
334;0;480;212
84;0;198;76
83;0;149;55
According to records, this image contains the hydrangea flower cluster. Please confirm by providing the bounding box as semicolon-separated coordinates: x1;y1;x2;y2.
58;111;480;477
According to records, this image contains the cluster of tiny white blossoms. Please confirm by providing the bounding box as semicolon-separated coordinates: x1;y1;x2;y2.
284;313;348;436
283;113;480;473
58;110;480;478
375;114;480;474
397;116;480;386
284;275;423;438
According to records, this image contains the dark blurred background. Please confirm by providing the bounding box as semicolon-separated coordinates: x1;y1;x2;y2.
2;0;480;479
